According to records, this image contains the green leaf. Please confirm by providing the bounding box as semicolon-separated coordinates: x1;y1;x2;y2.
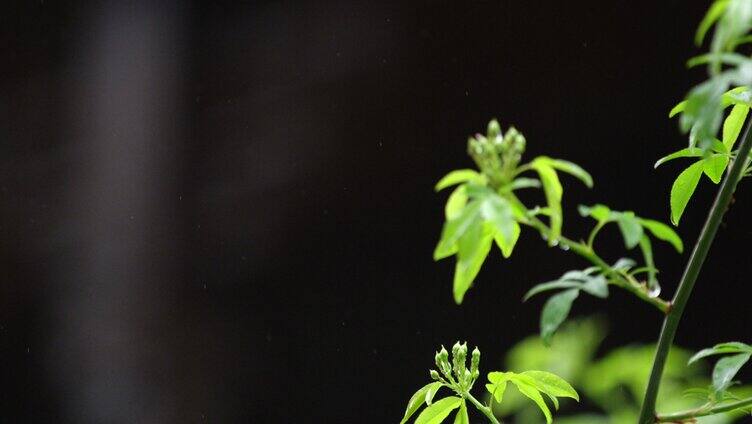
670;160;705;225
514;379;553;424
452;401;469;424
480;195;515;244
523;281;584;301
669;100;687;118
723;103;749;150
689;342;752;364
712;353;751;394
433;201;482;261
401;382;441;424
521;370;580;401
616;211;643;249
425;382;444;405
486;372;510;404
453;219;493;304
540;289;579;345
578;204;612;222
415;397;463;424
580;275;609;298
435;169;482;191
444;185;468;220
493;221;521;258
703;154;729;183
696;0;730;45
531;158;563;246
638;218;684;253
510;177;541;190
654;148;704;168
548;159;594;188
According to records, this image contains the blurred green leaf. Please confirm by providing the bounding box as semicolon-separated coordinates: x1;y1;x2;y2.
541;289;579;345
453;219;493;303
548;159;594;188
444;185;468;220
435;169;482;191
696;0;730;46
510;177;542;190
616;212;643;249
531;157;563;246
493;221;521;258
433;201;482;261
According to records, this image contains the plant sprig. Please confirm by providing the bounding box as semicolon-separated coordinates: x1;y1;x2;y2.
400;342;578;424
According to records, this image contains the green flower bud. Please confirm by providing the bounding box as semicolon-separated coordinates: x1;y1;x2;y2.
487;119;502;141
430;369;440;380
452;341;468;381
470;347;480;377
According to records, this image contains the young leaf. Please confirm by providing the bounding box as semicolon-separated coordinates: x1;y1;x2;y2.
486;372;510;404
696;0;730;46
689;342;752;364
578;203;612;222
425;382;444;405
444;185;468;220
670;160;705;225
702;154;729;183
531;158;563;245
401;382;441;424
435;169;482;191
493;221;520;258
453;220;493;304
415;396;463;424
654;147;704;168
480;195;515;244
712;353;751;394
547;158;594;188
723;103;749;150
638;218;684;253
616;211;643;249
510;177;541;190
669;100;687;118
452;401;469;424
514;379;553;424
433;201;482;261
540;289;580;345
523;280;584;301
580;275;609;298
521;370;580;401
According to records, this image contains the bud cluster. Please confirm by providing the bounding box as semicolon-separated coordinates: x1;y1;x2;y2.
430;341;480;390
467;119;527;188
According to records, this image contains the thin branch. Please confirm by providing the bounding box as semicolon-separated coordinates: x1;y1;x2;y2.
637;119;752;424
657;396;752;422
465;392;502;424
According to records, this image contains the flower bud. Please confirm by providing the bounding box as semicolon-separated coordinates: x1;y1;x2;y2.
430;369;440;380
470;347;480;377
487;119;502;141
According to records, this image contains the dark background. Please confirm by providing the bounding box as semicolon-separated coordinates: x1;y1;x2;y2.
2;0;751;422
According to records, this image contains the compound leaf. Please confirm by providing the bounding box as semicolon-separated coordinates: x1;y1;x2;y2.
401;382;441;424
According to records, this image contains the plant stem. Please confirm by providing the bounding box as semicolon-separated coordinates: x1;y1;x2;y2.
656;396;752;422
637;120;752;424
465;392;502;424
511;201;671;313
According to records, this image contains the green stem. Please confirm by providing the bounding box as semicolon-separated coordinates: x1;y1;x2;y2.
514;207;671;313
466;392;502;424
637;120;752;424
657;396;752;422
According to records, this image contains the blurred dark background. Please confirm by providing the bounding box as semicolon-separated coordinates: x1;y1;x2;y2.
1;0;751;422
